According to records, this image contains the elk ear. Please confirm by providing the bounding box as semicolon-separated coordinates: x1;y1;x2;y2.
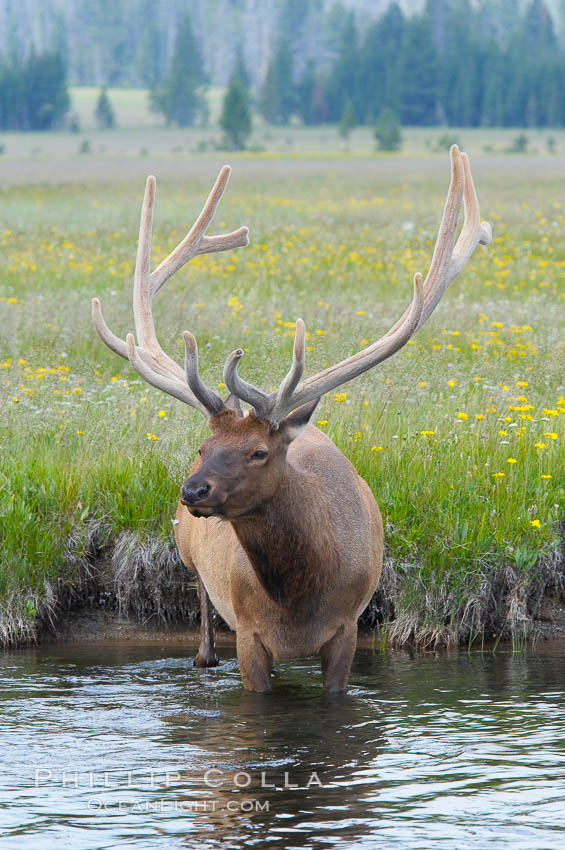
279;398;320;443
224;393;244;417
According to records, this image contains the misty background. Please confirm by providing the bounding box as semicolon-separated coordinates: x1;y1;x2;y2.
1;0;565;136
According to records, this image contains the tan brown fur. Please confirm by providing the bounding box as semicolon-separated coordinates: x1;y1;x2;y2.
174;413;383;692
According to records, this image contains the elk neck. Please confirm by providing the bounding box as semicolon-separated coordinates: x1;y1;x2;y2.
230;463;337;611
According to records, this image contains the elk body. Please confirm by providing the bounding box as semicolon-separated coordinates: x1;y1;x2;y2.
92;148;491;692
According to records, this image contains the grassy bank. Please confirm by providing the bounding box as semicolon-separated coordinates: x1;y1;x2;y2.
0;149;563;647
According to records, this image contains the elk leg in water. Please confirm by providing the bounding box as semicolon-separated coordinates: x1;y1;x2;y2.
236;629;273;692
194;576;219;668
320;623;358;692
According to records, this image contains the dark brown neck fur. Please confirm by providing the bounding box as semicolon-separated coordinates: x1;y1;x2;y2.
231;466;338;611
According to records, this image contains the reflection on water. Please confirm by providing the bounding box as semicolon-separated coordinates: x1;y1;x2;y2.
1;641;565;848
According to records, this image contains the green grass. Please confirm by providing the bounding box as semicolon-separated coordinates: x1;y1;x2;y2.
0;86;564;162
0;142;563;646
70;87;161;129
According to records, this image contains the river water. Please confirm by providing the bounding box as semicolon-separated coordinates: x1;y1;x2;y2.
0;640;564;849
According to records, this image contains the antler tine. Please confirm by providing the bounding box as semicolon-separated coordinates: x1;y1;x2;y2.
450;152;492;277
223;318;306;424
150;165;249;294
274;272;424;416
183;332;225;416
225;274;423;428
92;169;249;419
223;348;271;416
415;145;491;330
414;144;465;331
126;333;209;415
268;318;306;422
132;175;171;358
387;145;491;337
94;174;200;390
383;145;465;339
92;297;128;359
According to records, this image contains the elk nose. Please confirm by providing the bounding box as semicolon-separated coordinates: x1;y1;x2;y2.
181;483;210;506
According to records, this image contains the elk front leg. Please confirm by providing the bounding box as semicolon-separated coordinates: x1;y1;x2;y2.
320;622;358;692
236;628;273;693
194;576;219;668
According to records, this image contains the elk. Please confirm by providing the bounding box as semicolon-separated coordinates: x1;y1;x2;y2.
92;147;491;692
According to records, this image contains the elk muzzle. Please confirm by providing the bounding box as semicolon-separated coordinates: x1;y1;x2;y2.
181;481;210;506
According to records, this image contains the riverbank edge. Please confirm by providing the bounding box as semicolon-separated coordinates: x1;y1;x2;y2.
2;523;564;650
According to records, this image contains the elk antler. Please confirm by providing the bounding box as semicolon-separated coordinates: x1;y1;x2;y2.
224;145;491;427
92;167;249;418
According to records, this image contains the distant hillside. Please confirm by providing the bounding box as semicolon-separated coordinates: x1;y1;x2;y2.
0;0;564;88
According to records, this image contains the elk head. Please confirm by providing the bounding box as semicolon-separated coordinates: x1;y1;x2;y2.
179;400;319;519
91;149;491;520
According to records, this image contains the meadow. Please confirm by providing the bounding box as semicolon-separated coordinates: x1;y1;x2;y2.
0;111;563;648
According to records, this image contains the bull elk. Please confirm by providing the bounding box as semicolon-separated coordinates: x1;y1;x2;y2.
91;147;491;692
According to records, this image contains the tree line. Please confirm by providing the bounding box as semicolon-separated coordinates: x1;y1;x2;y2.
263;0;565;129
152;0;565;132
1;0;565;133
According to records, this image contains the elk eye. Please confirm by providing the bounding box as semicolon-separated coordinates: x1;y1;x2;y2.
251;449;268;461
197;448;202;456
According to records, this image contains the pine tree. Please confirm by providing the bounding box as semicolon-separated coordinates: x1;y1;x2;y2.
151;14;206;127
0;60;26;130
259;39;295;125
400;13;439;125
441;2;479;126
374;107;402;151
220;78;252;150
24;50;70;130
324;12;360;123
297;59;316;125
480;41;506;127
136;21;164;89
359;4;405;124
95;86;115;128
232;46;250;92
339;100;356;140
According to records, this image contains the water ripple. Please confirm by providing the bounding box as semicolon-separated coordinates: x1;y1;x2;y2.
0;644;564;848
